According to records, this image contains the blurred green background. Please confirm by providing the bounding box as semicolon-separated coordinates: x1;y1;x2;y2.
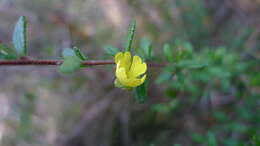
0;0;259;146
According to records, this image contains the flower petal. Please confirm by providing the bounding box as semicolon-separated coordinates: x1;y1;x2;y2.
116;62;127;81
122;52;132;71
115;52;123;64
115;52;147;88
124;74;146;87
128;55;147;78
115;52;132;70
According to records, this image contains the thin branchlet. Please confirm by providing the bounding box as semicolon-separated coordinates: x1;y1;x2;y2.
0;59;167;67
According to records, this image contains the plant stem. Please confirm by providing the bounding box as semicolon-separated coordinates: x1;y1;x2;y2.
0;59;167;67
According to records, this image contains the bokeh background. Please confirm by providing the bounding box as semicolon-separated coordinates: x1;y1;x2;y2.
0;0;259;146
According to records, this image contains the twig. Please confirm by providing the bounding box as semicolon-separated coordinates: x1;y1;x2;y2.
0;59;168;67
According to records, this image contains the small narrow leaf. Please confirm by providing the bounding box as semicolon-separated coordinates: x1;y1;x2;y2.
125;20;136;52
73;47;87;61
140;37;153;59
104;46;120;56
134;80;148;104
163;44;174;63
0;44;17;59
12;16;28;56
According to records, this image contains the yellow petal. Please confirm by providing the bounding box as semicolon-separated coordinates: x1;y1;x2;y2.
115;52;147;88
125;74;146;87
128;56;147;78
116;62;127;81
134;74;146;87
115;52;123;64
115;52;132;70
116;63;146;87
121;52;132;71
140;74;147;84
117;75;146;88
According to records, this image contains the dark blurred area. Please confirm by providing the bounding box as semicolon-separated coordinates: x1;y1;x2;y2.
0;0;259;146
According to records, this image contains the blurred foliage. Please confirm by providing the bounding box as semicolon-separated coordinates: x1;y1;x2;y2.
152;42;259;146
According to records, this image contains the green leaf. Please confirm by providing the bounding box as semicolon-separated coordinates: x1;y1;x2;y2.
155;71;172;84
125;20;136;52
12;16;28;56
134;80;148;104
152;100;178;113
74;47;87;60
104;46;120;56
163;44;174;63
213;111;229;122
0;44;17;59
62;48;75;57
151;104;171;113
165;88;178;99
191;133;205;143
59;48;82;73
252;134;260;145
207;132;217;146
177;60;206;69
59;56;82;73
174;42;194;61
250;74;260;87
140;37;153;59
207;67;231;78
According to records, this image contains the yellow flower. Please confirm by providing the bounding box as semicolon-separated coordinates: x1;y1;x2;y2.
114;51;147;89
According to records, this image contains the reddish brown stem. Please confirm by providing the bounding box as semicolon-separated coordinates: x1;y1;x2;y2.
0;59;167;67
